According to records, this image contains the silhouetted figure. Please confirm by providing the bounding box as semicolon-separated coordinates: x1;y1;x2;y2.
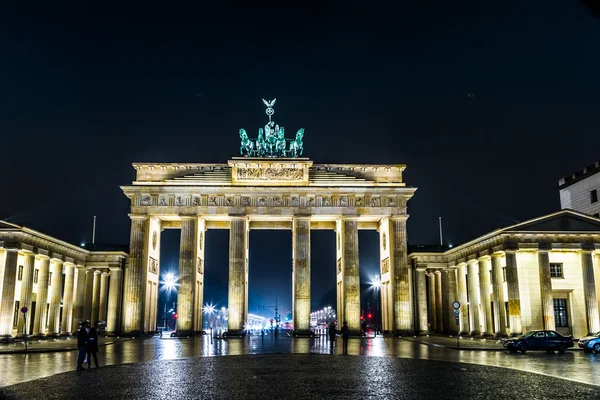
328;321;337;348
341;321;349;354
86;326;100;368
361;321;367;337
76;322;89;371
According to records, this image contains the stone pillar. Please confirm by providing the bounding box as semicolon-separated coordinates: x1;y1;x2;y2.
0;249;19;338
478;257;494;336
414;267;428;334
99;272;109;322
32;255;51;336
441;270;450;333
194;217;206;333
581;251;600;335
491;253;507;337
505;250;522;335
107;267;122;334
227;217;247;335
427;273;437;331
46;260;63;336
434;271;443;333
60;263;75;335
447;268;459;335
390;217;411;334
457;263;469;334
16;251;35;337
341;218;361;333
467;259;481;335
538;250;555;330
72;266;87;327
292;217;311;335
90;270;102;325
122;215;149;335
177;217;197;335
83;270;94;321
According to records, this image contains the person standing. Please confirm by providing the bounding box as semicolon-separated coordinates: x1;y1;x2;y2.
328;321;337;352
341;321;349;354
86;325;100;369
76;322;88;371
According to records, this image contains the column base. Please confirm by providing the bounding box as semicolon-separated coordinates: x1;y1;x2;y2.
494;332;508;338
394;330;415;337
223;329;246;338
469;331;481;337
291;330;315;338
0;335;16;343
60;332;73;337
417;330;429;335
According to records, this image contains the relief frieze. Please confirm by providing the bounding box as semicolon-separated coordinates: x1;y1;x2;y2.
381;257;390;274
237;167;304;181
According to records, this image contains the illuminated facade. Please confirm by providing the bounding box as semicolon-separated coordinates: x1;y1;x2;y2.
559;160;600;218
410;210;600;338
0;221;127;340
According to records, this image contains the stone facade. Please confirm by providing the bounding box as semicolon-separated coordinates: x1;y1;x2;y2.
410;210;600;338
0;221;127;340
559;161;600;218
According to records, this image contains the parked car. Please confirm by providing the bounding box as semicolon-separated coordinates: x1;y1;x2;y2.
503;330;574;353
578;332;600;353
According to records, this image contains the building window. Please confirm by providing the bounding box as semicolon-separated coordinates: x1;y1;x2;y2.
591;189;598;204
13;301;20;326
550;263;564;278
502;267;507;282
554;298;569;327
17;265;23;281
33;269;39;284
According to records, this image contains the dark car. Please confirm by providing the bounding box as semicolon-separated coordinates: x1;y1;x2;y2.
503;330;574;354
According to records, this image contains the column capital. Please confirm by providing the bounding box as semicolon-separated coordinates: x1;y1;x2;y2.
180;215;197;221
101;271;110;277
129;213;149;221
477;255;491;262
415;266;428;272
467;258;478;266
389;215;408;222
36;253;50;260
109;266;122;272
434;270;442;275
448;265;458;270
581;249;595;254
76;265;86;270
64;261;76;268
19;249;35;256
492;252;503;258
93;269;102;275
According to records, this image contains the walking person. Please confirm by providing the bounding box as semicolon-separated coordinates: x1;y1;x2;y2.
86;325;100;369
341;321;349;354
328;321;337;353
76;322;89;371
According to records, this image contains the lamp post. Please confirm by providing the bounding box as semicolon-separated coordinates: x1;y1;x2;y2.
372;274;381;336
160;272;178;330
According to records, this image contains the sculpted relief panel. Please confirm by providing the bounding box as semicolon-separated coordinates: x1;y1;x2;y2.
237;167;304;181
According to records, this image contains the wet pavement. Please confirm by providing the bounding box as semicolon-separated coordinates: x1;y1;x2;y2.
1;333;599;388
2;354;600;400
0;336;132;354
401;335;506;350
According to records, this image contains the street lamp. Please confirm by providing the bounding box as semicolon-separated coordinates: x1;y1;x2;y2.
160;272;179;330
371;274;381;336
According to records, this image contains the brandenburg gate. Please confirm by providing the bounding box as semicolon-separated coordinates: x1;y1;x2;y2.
120;99;416;336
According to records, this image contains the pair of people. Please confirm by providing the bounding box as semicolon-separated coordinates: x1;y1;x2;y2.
329;321;350;354
76;321;100;371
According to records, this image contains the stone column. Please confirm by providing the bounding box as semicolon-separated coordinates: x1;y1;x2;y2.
0;249;19;338
427;273;437;331
491;253;507;337
441;270;450;333
60;263;75;335
478;257;494;336
46;260;63;336
447;268;459;335
434;271;443;333
414;267;428;334
467;259;481;335
292;217;311;335
90;270;102;325
177;216;197;335
99;272;109;322
106;267;122;334
122;215;149;335
505;250;522;335
581;251;600;335
390;217;411;334
16;251;35;337
83;270;94;321
538;250;555;330
457;263;469;334
194;217;206;332
32;255;51;336
72;266;87;327
227;217;247;335
342;218;361;333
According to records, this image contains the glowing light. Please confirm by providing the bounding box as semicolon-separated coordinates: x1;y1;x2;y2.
370;274;382;291
160;272;179;293
203;303;216;315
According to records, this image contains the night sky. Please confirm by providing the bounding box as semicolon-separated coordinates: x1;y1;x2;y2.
2;2;599;320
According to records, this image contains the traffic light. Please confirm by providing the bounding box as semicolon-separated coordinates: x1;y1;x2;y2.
174;314;178;319
360;315;364;320
368;313;372;319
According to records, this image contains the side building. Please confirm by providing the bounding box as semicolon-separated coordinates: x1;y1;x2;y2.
410;210;600;339
559;160;600;217
0;221;127;341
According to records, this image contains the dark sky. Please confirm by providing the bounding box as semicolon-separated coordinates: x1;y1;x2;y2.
1;2;599;319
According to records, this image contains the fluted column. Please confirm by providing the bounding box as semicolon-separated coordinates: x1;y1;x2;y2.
441;270;450;333
60;263;75;335
467;259;481;335
427;273;437;331
0;249;19;338
90;270;102;325
227;217;247;335
414;267;428;334
122;215;149;334
292;217;311;335
194;217;206;332
457;263;469;334
491;253;507;336
434;271;443;333
478;257;494;336
32;255;51;336
16;251;35;337
83;270;94;321
582;251;600;335
99;272;109;322
538;250;555;330
107;267;122;334
46;260;63;336
446;268;458;335
505;250;522;335
177;217;197;335
341;218;361;333
72;266;87;327
390;217;411;334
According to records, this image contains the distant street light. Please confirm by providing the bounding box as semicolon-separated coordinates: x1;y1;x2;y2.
371;274;381;336
160;272;179;330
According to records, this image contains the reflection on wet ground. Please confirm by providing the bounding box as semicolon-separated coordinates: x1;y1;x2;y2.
1;333;599;387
